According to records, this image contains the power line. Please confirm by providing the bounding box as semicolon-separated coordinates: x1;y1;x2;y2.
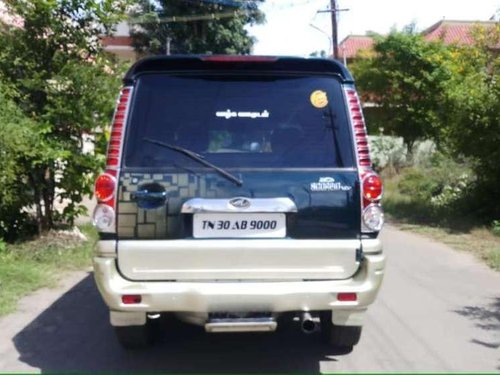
129;9;260;24
265;0;324;12
180;0;262;9
130;1;325;25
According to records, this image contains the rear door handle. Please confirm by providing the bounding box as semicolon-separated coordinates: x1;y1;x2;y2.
131;188;167;209
132;190;167;200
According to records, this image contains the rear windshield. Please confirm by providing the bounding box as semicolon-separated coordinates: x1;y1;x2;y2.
124;74;355;169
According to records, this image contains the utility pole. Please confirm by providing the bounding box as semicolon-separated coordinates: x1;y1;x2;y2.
317;2;349;60
166;37;172;55
330;0;339;59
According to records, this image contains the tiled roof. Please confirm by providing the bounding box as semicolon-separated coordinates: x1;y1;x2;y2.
422;20;498;45
338;35;374;59
101;36;133;47
338;20;498;60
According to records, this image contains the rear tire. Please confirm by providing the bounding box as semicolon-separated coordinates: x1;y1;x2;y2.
320;312;362;351
114;318;159;349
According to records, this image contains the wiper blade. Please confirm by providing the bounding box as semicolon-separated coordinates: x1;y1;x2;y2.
143;138;243;187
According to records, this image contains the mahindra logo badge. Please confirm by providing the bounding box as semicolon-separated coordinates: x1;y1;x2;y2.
229;198;251;209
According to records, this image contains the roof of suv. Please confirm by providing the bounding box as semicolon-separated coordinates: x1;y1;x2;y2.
124;55;354;84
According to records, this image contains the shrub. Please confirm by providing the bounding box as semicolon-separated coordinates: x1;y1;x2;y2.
0;83;48;241
369;135;406;174
492;221;500;237
383;153;475;225
437;25;499;220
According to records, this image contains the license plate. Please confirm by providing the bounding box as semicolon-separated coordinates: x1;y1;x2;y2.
193;213;286;238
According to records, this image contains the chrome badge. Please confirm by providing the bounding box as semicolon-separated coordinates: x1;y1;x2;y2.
229;197;251;209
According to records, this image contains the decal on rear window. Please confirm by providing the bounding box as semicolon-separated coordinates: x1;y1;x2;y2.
310;177;352;192
310;90;328;109
216;109;270;119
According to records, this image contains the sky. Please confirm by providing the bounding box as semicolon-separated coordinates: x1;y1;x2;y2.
248;0;500;56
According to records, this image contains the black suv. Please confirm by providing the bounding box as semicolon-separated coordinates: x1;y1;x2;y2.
92;55;386;350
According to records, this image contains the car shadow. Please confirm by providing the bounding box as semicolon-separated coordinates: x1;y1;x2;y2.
13;273;347;373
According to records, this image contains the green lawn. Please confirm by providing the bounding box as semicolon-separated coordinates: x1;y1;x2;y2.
0;224;96;316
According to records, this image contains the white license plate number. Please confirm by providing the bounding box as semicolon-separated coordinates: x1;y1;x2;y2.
193;213;286;238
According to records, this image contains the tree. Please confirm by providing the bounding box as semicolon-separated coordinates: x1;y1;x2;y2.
351;29;451;155
309;50;327;58
440;24;500;218
0;81;56;240
351;23;500;220
0;0;129;235
129;0;265;56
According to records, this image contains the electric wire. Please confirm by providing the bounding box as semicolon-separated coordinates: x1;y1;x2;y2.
129;0;327;24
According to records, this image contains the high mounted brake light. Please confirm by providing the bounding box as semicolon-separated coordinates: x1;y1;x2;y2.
344;85;384;233
93;87;133;233
201;55;278;63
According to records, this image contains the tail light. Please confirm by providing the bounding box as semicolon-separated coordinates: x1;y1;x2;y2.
337;292;358;302
93;87;133;233
94;173;116;202
344;85;384;233
344;87;371;168
122;295;142;304
362;173;383;203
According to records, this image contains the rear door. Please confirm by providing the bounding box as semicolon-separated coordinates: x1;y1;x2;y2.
116;72;361;281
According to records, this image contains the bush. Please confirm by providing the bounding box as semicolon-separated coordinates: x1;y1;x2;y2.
0;83;48;241
492;221;500;237
369;135;406;173
0;1;126;238
354;24;499;222
442;24;500;223
383;153;475;225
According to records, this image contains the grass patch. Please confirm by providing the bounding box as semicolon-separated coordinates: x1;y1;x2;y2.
0;224;96;316
395;223;500;271
383;173;500;271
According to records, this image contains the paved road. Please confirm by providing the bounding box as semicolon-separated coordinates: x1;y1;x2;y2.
0;226;499;372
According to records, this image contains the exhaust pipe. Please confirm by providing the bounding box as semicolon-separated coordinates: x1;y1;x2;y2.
300;312;317;333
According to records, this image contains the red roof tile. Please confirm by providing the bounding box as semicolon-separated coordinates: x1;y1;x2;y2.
338;35;374;59
101;36;133;47
422;20;498;45
339;20;498;60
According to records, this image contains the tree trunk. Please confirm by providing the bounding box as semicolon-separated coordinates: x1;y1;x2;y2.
29;167;54;234
42;170;54;230
29;172;45;234
405;140;415;166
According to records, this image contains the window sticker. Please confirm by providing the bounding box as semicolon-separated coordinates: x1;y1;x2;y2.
216;109;270;119
310;177;352;192
310;90;328;109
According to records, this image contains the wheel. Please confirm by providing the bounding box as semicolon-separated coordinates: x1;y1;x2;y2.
114;318;159;349
320;311;362;350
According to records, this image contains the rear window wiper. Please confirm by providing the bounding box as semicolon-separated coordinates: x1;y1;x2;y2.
143;138;243;187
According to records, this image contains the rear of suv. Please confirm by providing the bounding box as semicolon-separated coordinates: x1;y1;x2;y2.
92;55;386;351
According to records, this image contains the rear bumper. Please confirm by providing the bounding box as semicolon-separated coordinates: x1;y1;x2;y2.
93;238;386;326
